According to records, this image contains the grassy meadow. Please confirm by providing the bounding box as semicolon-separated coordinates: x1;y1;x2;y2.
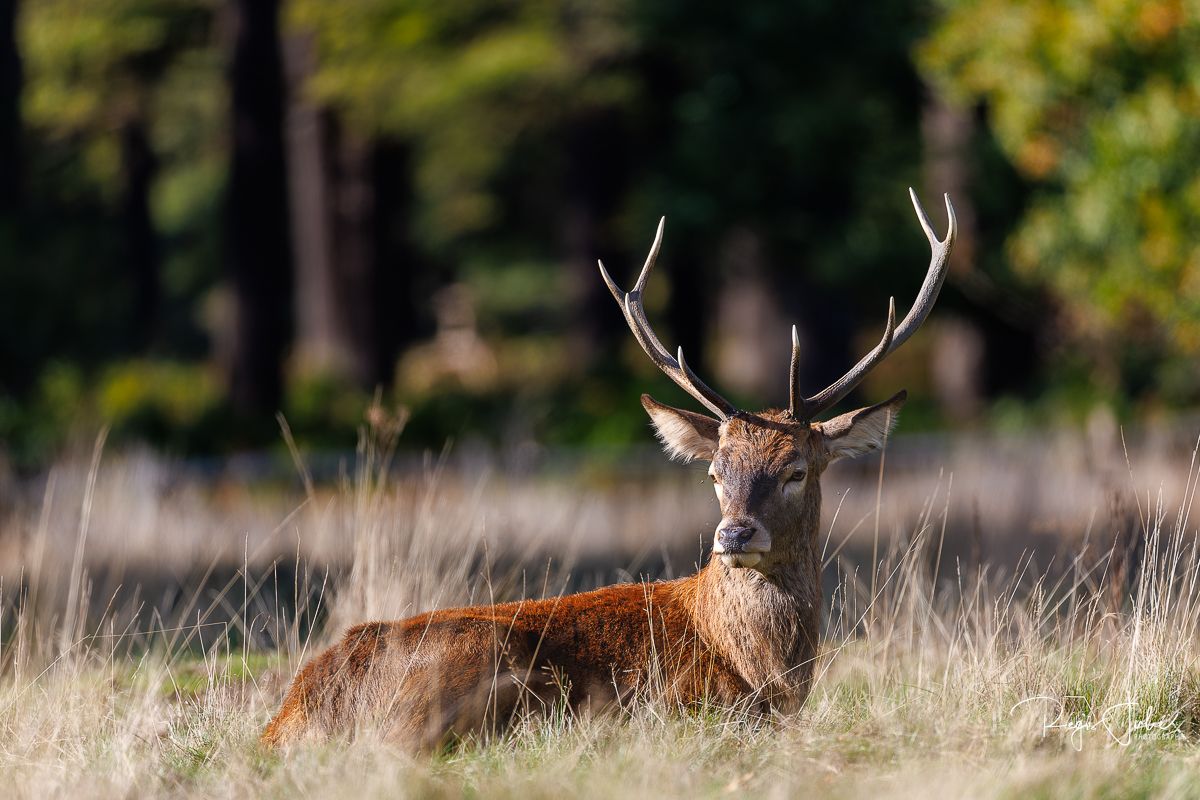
5;414;1200;798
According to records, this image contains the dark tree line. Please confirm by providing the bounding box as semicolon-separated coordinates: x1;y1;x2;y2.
226;0;292;416
13;0;1148;459
0;0;19;215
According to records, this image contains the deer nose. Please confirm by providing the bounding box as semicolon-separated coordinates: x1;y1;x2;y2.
716;525;757;553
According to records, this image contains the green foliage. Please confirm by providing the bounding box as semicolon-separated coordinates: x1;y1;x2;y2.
0;360;225;463
631;0;928;285
922;0;1200;401
12;0;1200;462
289;0;635;242
14;362;90;460
22;0;216;185
4;0;222;391
98;358;221;435
283;372;373;449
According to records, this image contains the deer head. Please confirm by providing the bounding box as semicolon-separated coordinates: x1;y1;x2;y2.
599;190;956;571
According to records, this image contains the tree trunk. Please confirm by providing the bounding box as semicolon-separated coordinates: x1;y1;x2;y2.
283;34;343;381
371;140;425;382
712;227;790;403
922;85;984;422
226;0;292;418
769;259;855;410
285;33;383;388
120;114;160;350
663;234;713;385
329;121;377;385
562;201;606;369
0;0;21;214
647;220;716;390
562;110;626;370
922;87;976;278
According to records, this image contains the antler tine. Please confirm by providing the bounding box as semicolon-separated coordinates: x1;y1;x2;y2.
597;258;623;304
788;325;802;419
675;346;733;419
791;298;896;420
621;294;737;420
598;220;738;420
790;189;956;421
891;189;956;351
633;217;666;294
597;216;665;304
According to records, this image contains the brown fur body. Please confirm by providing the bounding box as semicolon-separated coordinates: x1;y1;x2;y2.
264;194;946;749
261;408;847;750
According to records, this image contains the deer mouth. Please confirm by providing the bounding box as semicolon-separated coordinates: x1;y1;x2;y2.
719;552;763;569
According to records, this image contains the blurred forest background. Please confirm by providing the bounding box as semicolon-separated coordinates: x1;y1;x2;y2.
0;0;1197;468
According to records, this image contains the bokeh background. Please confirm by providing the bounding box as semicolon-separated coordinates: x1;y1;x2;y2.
4;6;1200;792
2;0;1197;469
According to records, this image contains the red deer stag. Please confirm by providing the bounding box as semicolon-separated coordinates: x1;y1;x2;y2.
262;189;956;750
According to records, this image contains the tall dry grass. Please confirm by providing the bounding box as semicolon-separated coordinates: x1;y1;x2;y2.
3;412;1200;797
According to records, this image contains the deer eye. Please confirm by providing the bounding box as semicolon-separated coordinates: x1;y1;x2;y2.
786;469;807;484
709;472;720;485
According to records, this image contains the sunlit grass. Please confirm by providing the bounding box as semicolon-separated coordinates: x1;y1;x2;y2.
5;419;1200;798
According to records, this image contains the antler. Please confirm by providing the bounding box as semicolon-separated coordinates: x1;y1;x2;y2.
789;188;957;421
598;218;738;420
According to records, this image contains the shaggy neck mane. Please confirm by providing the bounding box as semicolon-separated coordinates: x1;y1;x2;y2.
676;480;824;711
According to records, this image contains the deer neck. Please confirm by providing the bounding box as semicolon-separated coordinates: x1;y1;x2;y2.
686;485;823;709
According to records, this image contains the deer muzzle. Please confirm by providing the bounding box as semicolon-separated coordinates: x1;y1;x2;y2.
713;523;771;568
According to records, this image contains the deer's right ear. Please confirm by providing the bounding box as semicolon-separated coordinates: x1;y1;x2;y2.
641;394;720;462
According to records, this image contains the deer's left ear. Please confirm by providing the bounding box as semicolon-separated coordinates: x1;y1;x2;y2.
817;391;906;462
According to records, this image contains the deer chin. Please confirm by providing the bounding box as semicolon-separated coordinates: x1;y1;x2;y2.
719;552;763;569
